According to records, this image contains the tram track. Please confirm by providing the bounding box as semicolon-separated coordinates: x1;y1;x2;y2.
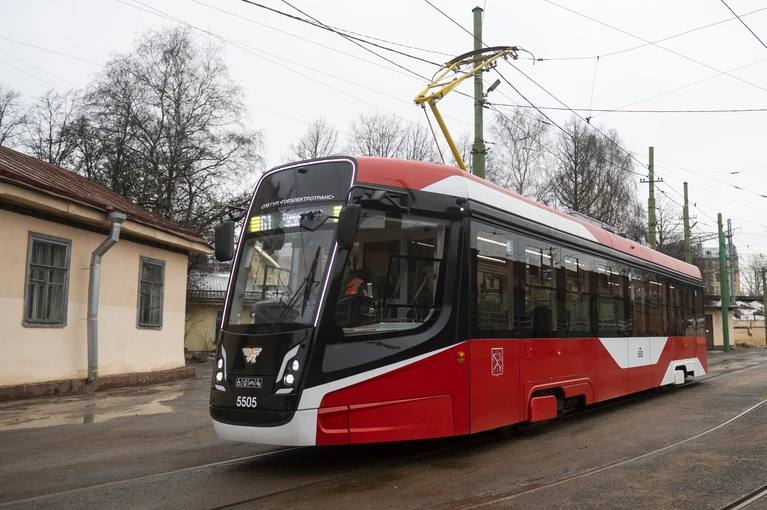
3;355;765;509
453;398;767;509
721;483;767;510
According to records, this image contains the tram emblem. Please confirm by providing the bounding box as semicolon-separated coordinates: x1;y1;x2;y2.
491;347;504;377
242;347;263;364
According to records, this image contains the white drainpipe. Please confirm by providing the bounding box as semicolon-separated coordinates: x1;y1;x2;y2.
87;211;127;383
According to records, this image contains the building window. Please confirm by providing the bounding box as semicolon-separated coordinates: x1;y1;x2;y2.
137;257;164;328
24;233;71;326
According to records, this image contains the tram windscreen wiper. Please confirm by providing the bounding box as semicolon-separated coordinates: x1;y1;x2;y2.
272;245;321;325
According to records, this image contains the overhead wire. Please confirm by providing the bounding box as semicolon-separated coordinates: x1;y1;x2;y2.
542;0;767;95
488;103;767;114
0;48;81;88
0;35;103;66
0;58;60;88
240;0;441;71
419;0;748;232
538;5;767;61
118;0;474;171
593;57;767;119
719;0;767;51
188;0;433;81
117;0;423;122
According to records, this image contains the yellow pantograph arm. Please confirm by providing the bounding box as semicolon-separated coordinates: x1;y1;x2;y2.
415;46;519;171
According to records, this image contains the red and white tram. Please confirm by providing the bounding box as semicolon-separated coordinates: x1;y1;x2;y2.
210;157;706;446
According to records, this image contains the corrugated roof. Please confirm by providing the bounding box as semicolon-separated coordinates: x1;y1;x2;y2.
0;145;205;244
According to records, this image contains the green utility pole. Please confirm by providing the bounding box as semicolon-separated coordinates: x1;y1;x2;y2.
647;146;657;249
471;6;486;179
762;269;767;334
683;182;692;264
718;213;731;352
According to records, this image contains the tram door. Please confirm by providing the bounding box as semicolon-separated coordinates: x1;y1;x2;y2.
469;228;521;432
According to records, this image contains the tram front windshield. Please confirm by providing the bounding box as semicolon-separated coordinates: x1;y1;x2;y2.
225;203;339;333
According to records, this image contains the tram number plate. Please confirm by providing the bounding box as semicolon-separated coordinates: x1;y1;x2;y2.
236;396;258;408
234;377;263;389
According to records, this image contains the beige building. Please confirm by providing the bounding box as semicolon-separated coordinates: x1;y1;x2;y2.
185;270;228;353
0;146;210;397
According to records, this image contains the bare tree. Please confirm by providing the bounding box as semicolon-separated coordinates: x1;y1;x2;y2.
22;90;79;166
71;27;262;233
348;113;404;157
549;117;642;238
488;108;550;200
399;123;439;162
653;198;685;258
741;253;767;297
0;84;26;147
288;117;338;160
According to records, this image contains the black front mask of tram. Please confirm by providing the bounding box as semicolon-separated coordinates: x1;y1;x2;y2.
210;161;354;426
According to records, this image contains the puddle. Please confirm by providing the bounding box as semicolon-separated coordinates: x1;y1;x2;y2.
0;388;184;431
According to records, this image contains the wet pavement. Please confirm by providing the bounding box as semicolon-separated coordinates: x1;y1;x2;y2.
1;349;767;509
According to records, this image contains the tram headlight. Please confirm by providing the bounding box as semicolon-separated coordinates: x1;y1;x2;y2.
215;371;223;382
290;359;300;372
283;373;295;386
217;358;223;369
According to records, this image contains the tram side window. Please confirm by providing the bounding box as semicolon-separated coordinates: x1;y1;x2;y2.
596;261;627;336
668;282;683;336
561;252;593;337
684;285;697;337
694;287;705;337
472;226;515;337
630;272;650;336
647;276;667;336
523;242;558;337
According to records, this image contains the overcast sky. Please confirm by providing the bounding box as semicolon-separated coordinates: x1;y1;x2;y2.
2;0;766;257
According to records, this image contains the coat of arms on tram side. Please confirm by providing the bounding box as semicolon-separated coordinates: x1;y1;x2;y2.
242;347;263;364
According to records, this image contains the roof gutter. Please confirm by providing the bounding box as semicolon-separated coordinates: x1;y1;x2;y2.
87;211;127;383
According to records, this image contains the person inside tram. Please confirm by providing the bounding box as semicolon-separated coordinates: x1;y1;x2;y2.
343;268;369;297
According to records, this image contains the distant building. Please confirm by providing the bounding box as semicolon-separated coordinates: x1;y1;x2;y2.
185;270;228;353
0;146;210;399
699;245;740;297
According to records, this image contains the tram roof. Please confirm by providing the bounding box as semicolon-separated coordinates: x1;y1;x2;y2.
355;157;701;280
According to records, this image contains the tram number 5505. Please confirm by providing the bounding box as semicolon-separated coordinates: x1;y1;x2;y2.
235;396;258;408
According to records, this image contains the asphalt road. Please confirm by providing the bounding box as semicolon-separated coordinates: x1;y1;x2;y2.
1;350;767;509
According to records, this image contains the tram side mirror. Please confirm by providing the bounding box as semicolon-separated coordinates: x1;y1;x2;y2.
214;221;235;261
337;204;361;250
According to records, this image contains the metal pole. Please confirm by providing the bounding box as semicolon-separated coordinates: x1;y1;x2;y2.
647;146;657;249
683;181;692;263
718;213;731;352
471;6;485;179
762;269;767;345
727;219;736;295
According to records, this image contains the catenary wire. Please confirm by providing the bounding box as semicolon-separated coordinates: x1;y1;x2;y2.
542;0;767;95
419;0;752;229
538;5;767;61
719;0;767;50
188;0;434;82
0;48;81;88
240;0;441;70
116;0;474;133
488;103;767;114
0;57;60;88
0;35;103;66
